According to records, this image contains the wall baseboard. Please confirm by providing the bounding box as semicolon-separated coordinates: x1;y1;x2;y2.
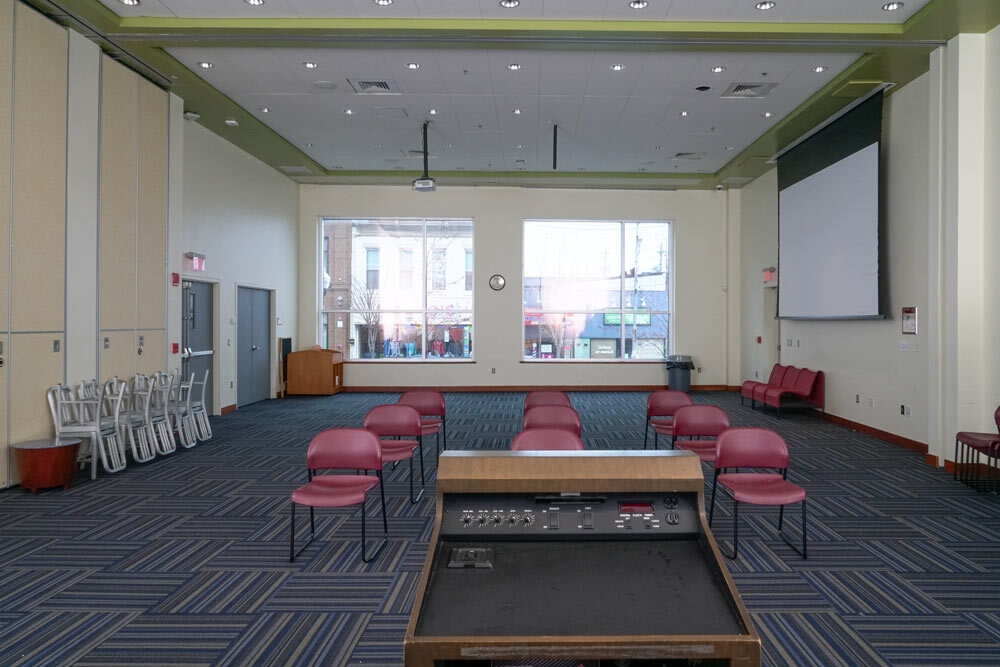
340;384;729;393
821;412;928;454
221;404;237;415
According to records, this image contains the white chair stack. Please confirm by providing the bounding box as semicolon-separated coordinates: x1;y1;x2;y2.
46;381;127;480
190;370;212;441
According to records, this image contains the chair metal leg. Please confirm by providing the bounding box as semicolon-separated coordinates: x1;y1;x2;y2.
954;436;960;480
709;470;719;526
289;502;317;562
418;435;425;485
379;472;388;533
643;419;649;450
408;456;424;503
361;488;388;563
778;499;808;559
718;500;739;559
442;419;447;451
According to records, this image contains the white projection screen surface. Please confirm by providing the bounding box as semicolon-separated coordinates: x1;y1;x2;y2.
778;142;879;318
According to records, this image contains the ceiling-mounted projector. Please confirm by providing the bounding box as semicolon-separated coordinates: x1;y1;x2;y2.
412;121;436;193
412;177;436;192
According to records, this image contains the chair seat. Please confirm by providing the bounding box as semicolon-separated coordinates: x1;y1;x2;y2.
291;475;378;508
956;431;1000;451
741;380;763;397
420;422;440;436
719;473;806;505
420;417;443;426
675;439;717;461
381;439;418;462
652;422;675;436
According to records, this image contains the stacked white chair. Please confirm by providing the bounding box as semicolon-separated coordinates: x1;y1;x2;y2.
190;369;212;441
168;372;198;448
107;377;156;463
46;382;127;480
148;372;177;455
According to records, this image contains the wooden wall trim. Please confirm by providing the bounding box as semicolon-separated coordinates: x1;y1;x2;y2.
821;412;928;454
221;404;237;415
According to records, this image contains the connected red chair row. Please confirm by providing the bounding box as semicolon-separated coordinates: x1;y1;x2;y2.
954;405;1000;492
741;364;825;417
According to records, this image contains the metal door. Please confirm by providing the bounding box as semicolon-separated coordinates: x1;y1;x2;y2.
182;281;214;414
237;287;271;407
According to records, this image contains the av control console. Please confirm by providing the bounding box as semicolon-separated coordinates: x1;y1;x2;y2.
440;491;699;539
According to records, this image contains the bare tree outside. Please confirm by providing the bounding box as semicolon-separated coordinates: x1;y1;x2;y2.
352;275;383;358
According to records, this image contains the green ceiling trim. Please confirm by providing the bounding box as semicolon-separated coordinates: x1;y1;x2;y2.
22;0;121;33
314;170;708;180
114;17;904;37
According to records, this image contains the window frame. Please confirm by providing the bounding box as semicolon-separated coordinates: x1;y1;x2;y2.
321;217;475;362
521;218;673;363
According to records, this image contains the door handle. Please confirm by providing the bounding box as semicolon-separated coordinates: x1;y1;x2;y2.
251;345;259;351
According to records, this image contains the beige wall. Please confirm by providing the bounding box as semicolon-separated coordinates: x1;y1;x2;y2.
179;121;299;411
739;74;932;445
738;169;780;386
299;186;735;388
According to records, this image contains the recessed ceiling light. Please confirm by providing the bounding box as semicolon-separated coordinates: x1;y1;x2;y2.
680;111;689;117
406;62;420;70
119;0;139;5
629;0;648;8
500;0;520;7
516;159;525;164
182;111;200;121
513;108;521;115
376;143;382;148
711;66;726;73
303;62;318;69
726;145;736;151
224;118;239;127
374;0;392;5
244;0;264;5
197;61;213;69
428;109;438;115
654;146;662;150
755;1;776;9
763;112;774;118
306;143;313;147
507;63;522;71
259;106;269;113
446;143;454;148
610;64;626;72
344;109;354;115
812;66;828;73
881;1;903;10
515;144;523;149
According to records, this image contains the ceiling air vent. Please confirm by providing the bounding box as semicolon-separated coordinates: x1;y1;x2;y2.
672;152;706;160
720;82;778;99
347;78;401;94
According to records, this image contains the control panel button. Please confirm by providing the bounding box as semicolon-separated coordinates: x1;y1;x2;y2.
665;511;680;525
582;512;594;529
664;496;679;509
548;512;560;529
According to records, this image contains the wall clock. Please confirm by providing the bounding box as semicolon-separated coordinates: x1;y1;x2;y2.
489;274;506;291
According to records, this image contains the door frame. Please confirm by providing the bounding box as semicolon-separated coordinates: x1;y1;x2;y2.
235;282;277;404
182;275;222;416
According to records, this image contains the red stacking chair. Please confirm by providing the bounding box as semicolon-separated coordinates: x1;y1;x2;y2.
523;405;581;436
709;428;807;560
954;406;1000;492
524;391;571;412
644;390;693;450
289;428;387;563
398;390;446;456
511;428;584;451
364;404;425;503
670;405;729;463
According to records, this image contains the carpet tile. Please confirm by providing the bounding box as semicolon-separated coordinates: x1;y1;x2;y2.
0;390;998;666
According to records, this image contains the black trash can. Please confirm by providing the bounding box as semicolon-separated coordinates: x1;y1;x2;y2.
666;355;694;392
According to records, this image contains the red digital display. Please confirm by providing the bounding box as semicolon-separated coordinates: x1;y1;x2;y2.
620;502;654;514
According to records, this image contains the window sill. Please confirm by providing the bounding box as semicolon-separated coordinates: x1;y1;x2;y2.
519;359;668;364
345;359;476;364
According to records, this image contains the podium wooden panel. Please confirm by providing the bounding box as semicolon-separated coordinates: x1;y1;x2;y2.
285;348;343;395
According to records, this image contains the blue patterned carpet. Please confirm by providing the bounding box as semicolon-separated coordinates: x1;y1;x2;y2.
1;391;999;666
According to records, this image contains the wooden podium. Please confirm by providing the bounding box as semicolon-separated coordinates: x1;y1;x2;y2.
285;348;343;395
405;450;761;666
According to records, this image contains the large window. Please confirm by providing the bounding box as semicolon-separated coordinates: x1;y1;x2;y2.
523;220;670;361
322;218;474;360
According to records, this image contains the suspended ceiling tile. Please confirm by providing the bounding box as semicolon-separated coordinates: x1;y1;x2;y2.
479;0;544;20
787;0;931;23
349;0;422;19
450;95;501;132
95;0;176;17
381;51;450;95
665;0;739;22
725;0;805;22
488;51;543;95
602;0;673;21
437;51;495;95
542;0;609;20
539;52;595;97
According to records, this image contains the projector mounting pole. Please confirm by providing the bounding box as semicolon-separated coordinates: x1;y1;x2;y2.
422;121;430;179
552;124;558;170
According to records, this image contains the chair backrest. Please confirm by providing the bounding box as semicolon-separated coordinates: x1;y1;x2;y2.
767;364;787;386
995;405;1000;432
792;368;817;397
364;404;422;438
192;370;210;406
133;375;153;417
672;405;730;438
780;366;801;390
524;391;571;412
47;385;77;430
646;390;693;419
307;428;382;471
523;405;581;436
716;427;789;470
511;428;584;451
398;390;445;417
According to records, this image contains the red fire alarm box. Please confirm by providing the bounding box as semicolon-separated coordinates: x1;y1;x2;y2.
171;272;180;286
171;343;179;354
